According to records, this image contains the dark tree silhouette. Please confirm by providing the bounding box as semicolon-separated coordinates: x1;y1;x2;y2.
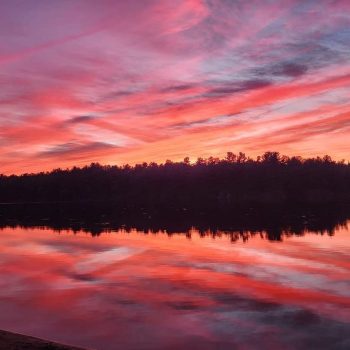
0;152;349;210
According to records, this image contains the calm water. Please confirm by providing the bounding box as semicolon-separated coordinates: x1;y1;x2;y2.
0;224;349;349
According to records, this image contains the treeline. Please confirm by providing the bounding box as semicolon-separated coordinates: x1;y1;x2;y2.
0;152;349;209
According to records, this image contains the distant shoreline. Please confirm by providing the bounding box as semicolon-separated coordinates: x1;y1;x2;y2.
1;152;349;208
0;329;86;349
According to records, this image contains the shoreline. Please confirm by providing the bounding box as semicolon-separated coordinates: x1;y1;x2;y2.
0;329;87;350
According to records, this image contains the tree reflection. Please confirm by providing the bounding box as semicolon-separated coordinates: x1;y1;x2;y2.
0;202;348;242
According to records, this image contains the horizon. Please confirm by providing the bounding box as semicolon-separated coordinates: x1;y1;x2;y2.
1;0;350;174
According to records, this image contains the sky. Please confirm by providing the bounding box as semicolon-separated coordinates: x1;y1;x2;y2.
1;0;350;174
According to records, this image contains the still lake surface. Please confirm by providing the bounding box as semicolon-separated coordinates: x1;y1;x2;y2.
0;221;349;349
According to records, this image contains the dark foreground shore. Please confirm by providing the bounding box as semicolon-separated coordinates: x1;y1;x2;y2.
0;330;86;350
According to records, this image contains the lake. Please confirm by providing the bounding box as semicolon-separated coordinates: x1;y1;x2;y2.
0;217;349;349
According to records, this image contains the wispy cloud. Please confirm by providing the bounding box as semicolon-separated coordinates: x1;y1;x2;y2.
38;142;118;158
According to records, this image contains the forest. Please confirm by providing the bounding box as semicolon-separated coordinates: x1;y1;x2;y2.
0;152;349;210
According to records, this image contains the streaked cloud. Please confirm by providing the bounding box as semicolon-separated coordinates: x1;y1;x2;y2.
38;142;118;158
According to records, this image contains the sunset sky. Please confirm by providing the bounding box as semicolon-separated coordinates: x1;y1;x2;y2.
1;0;350;174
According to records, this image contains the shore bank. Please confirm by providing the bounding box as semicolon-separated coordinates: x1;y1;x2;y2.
0;329;86;350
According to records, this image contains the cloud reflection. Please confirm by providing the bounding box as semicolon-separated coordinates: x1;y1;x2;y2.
0;225;349;349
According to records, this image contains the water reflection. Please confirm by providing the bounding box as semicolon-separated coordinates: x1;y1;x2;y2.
0;210;349;349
